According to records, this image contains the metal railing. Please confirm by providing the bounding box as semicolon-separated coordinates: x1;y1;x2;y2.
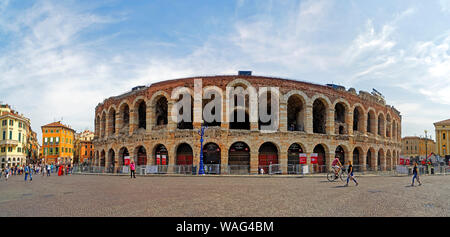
70;164;448;177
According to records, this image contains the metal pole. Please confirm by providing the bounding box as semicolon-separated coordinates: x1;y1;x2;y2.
198;124;206;175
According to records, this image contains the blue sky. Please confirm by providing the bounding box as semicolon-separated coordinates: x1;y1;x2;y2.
1;0;450;143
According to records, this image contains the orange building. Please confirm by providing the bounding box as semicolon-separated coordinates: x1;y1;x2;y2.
74;130;94;164
41;121;75;165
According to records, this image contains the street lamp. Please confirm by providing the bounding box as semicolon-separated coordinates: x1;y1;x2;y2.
198;121;207;175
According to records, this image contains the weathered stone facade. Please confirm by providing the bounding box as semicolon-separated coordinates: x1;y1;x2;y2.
93;75;402;174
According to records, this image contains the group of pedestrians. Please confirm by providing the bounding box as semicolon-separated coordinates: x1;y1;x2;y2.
0;162;74;182
331;156;423;187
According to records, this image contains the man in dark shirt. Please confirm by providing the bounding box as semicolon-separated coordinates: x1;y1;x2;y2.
411;162;422;186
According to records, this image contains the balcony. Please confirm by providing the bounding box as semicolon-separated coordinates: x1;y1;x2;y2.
0;140;19;146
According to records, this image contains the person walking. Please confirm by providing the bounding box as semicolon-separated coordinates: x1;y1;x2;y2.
344;160;358;187
47;164;51;176
4;167;9;181
411;162;422;186
24;164;32;182
130;161;136;179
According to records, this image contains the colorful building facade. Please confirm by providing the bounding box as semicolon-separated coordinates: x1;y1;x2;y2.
401;136;436;158
74;130;94;164
0;104;31;168
41;121;75;165
434;119;450;157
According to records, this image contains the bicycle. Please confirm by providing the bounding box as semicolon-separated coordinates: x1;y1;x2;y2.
327;167;346;182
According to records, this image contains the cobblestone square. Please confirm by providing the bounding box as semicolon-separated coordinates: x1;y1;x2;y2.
0;174;449;217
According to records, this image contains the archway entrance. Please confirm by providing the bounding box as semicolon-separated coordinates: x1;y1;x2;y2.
176;143;193;174
335;146;345;165
258;142;279;174
118;147;129;173
108;149;115;173
228;142;250;174
288;143;304;174
136;146;147;166
203;143;221;174
313;144;326;173
100;150;105;167
154;144;168;173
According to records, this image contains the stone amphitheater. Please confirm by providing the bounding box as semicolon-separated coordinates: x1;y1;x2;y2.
92;74;402;175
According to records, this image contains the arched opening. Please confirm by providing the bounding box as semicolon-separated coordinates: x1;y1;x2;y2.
258;91;273;130
335;145;345;165
378;114;385;136
353;107;364;133
108;149;115;173
137;101;146;129
118;147;129;169
367;149;372;169
101;112;106;137
203;143;221;174
287;95;305;131
386;114;392;138
155;96;168;126
108;109;116;135
203;91;222;127
135;146;147;166
367;111;375;134
229;109;250;130
313;144;327;173
176;94;193;130
334;103;347;134
258;142;279;174
288;143;304;174
377;149;383;170
352;147;361;168
228;142;250;174
154;144;168;173
120;104;130;134
313;99;327;134
100;150;106;167
176;143;193;174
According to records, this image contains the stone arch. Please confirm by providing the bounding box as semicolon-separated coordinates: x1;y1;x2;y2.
172;87;194;130
118;101;131;134
228;141;251;174
152;144;169;166
107;148;115;172
108;106;116;135
203;86;223;127
367;108;376;134
313;143;329;173
133;145;148;166
378;148;385;170
352;104;365;133
100;111;106;138
287;142;306;174
333;99;350;135
100;149;106;167
352;146;364;166
132;96;148;130
311;95;331;134
258;142;279;174
118;147;130;167
367;147;376;169
335;144;349;165
377;112;385;137
386;149;392;170
287;92;307;132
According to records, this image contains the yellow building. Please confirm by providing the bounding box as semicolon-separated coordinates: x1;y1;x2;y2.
41;121;75;165
434;119;450;157
401;136;436;158
0;104;31;168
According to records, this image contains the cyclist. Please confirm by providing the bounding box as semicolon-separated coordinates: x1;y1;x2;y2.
331;157;343;179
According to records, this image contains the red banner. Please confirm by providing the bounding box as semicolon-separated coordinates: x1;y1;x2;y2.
310;153;318;164
405;159;410;165
421;160;426;165
124;156;130;166
399;158;404;165
162;155;167;165
299;153;307;164
156;155;160;165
